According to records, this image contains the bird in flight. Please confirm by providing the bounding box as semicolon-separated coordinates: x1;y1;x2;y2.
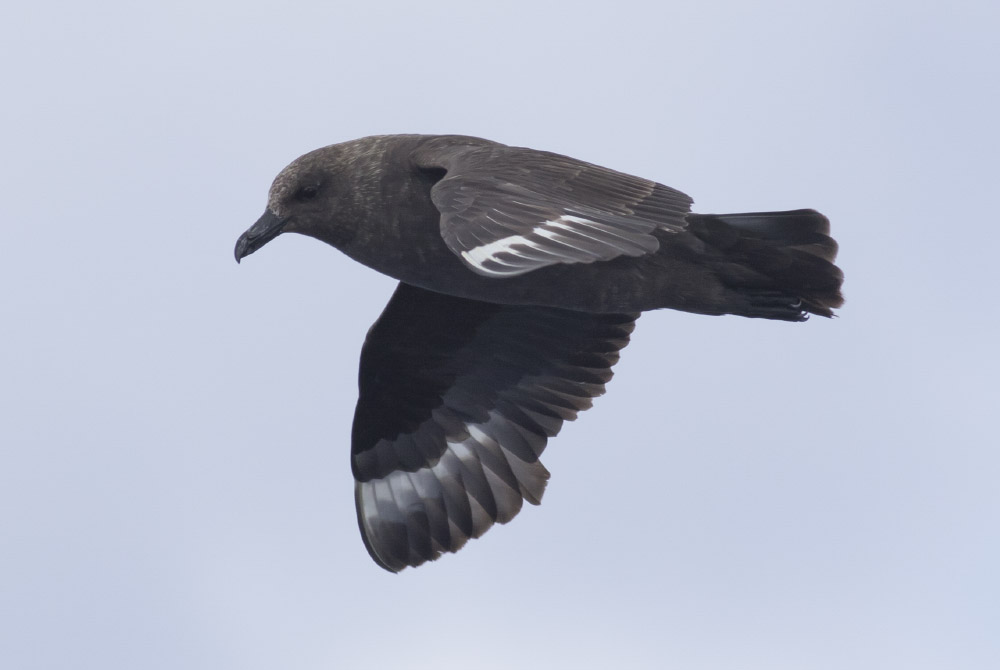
235;134;843;572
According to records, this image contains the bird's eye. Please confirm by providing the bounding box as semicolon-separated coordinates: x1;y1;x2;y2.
295;184;319;201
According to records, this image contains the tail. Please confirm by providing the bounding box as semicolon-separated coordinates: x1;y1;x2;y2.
687;209;844;321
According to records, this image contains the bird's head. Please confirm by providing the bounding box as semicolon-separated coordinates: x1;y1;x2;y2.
235;137;388;263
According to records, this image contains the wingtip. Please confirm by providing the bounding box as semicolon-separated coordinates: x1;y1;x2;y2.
354;481;408;573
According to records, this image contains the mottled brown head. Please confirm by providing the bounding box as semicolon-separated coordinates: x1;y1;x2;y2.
234;136;402;262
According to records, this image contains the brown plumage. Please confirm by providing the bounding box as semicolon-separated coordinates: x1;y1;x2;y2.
234;134;843;571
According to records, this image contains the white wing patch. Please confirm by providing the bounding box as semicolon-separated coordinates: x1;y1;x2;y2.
459;214;660;277
459;215;588;276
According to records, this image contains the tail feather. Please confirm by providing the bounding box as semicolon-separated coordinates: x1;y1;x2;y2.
687;209;844;320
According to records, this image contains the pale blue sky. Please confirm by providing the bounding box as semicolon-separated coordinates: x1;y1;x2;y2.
2;1;998;668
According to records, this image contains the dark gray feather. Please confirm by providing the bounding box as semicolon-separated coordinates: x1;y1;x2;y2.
352;282;635;571
411;139;693;277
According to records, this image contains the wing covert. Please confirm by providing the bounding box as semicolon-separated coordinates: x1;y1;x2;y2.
352;282;636;571
412;138;693;277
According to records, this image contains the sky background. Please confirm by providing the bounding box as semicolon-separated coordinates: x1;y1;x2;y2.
2;1;998;668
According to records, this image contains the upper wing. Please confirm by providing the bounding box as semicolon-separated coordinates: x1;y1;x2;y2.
412;137;693;277
352;282;636;572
